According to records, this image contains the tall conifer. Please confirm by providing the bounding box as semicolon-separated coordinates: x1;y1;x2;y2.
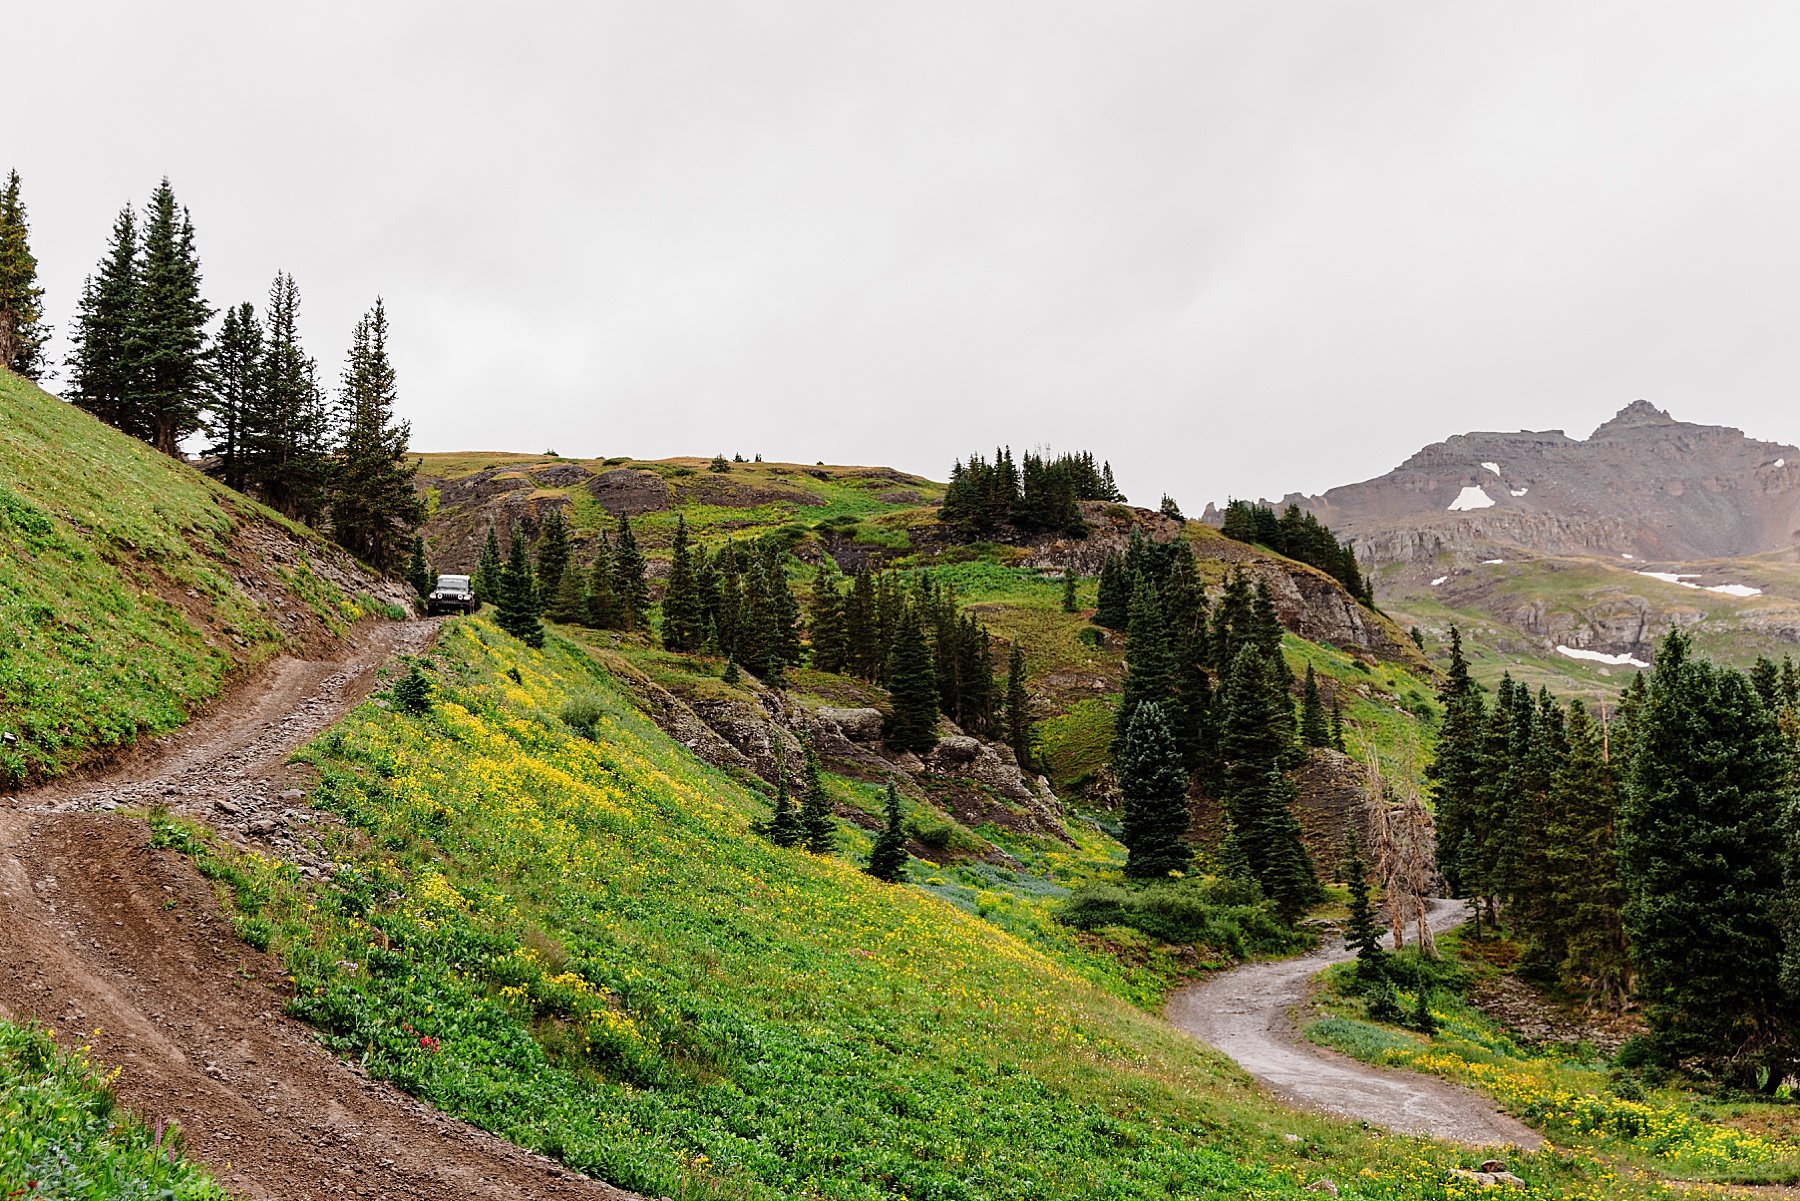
866;782;908;882
612;515;649;629
1114;576;1175;753
496;524;545;648
534;509;572;602
1300;664;1330;747
885;606;940;754
1622;630;1790;1074
129;179;212;456
331;300;421;570
661;516;706;651
473;526;503;608
0;170;49;379
205;302;262;491
1117;701;1191;878
67;205;141;434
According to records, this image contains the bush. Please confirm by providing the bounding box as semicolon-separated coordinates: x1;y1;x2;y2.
391;665;433;715
905;812;956;850
560;695;606;740
1059;877;1305;960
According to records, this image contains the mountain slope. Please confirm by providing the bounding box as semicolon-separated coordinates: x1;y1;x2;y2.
1250;401;1800;694
1288;400;1800;563
0;368;407;786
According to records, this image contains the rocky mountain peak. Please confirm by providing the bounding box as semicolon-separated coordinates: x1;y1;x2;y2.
1592;399;1677;435
1278;402;1800;563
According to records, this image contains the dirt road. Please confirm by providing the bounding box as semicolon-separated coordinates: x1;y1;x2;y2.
1167;898;1542;1148
0;619;639;1200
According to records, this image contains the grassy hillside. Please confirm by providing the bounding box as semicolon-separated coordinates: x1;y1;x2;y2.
165;616;1662;1200
0;368;395;786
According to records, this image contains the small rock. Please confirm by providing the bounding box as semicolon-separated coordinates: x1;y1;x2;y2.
1450;1168;1524;1189
1304;1181;1340;1197
215;799;241;815
1479;1160;1508;1174
278;789;305;802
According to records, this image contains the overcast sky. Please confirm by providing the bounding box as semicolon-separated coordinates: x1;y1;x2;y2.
12;2;1800;506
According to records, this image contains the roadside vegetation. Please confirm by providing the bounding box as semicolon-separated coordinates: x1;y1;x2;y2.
156;617;1668;1199
0;1019;225;1198
1308;930;1800;1185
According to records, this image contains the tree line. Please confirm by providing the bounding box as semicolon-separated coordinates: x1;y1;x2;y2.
1;171;420;573
1102;529;1339;921
1218;500;1371;604
1431;626;1800;1085
938;447;1124;539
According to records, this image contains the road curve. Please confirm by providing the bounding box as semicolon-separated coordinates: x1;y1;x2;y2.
1167;898;1542;1148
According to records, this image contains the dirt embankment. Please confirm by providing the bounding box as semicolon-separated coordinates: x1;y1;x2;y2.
0;618;640;1201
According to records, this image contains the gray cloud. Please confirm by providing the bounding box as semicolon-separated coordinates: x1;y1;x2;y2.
13;2;1800;506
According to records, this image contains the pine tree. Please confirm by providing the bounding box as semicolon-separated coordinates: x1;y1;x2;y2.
884;605;940;754
798;736;835;854
808;568;849;673
1003;640;1032;767
1622;630;1791;1075
1343;826;1388;983
473;526;503;609
1426;627;1486;902
1300;664;1330;747
534;509;572;602
661;516;706;651
767;736;801;847
1114;576;1176;753
1220;646;1319;918
205;301;262;490
612;515;649;629
1093;553;1129;629
1117;701;1192;878
1062;569;1079;614
585;535;620;629
496;524;545;648
866;781;908;882
330;300;421;570
243;272;334;523
407;535;432;601
1329;701;1345;752
1544;699;1630;1009
546;557;588;623
128;179;212;456
0;170;49;379
722;657;741;684
67;205;140;434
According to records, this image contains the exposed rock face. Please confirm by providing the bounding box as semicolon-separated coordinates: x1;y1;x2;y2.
585;468;671;516
816;707;884;743
1277;401;1800;564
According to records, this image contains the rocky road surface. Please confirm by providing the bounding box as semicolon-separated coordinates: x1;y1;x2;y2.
1167;898;1542;1148
0;618;640;1200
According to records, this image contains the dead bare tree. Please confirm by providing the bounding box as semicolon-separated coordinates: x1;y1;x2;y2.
1363;751;1439;958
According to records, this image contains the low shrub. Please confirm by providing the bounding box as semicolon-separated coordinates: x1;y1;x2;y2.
1059;877;1306;960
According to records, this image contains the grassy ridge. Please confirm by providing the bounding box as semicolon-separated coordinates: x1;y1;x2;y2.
0;369;370;786
170;617;1670;1200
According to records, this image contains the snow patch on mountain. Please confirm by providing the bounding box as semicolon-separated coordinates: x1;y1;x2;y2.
1447;486;1495;511
1557;645;1649;668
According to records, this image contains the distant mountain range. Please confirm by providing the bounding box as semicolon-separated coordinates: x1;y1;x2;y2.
1251;400;1800;565
1215;401;1800;692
